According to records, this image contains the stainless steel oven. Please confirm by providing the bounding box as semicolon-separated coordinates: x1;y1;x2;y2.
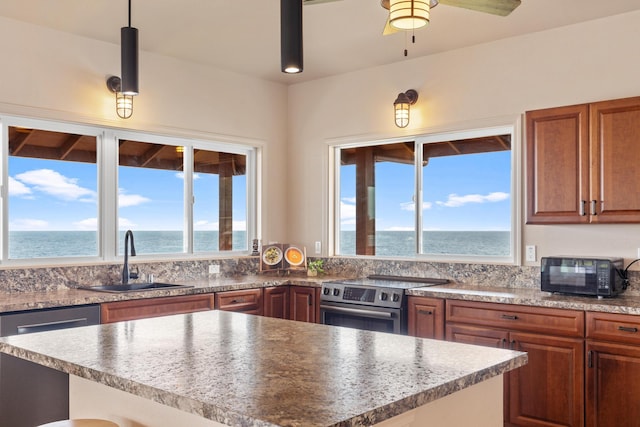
320;276;448;335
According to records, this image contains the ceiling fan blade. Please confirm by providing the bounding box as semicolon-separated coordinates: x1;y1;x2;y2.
383;17;399;35
438;0;521;16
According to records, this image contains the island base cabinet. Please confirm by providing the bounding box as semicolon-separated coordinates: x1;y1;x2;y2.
586;340;640;427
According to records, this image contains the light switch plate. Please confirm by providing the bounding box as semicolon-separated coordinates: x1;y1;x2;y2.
525;245;536;262
315;241;321;254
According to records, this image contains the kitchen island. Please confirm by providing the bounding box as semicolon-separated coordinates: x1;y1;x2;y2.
0;310;526;427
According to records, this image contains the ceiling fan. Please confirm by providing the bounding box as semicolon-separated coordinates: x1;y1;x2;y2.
381;0;522;35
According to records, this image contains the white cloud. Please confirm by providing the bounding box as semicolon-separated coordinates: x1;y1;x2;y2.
386;226;414;231
400;201;433;212
14;169;95;202
340;198;356;226
118;189;151;207
175;172;201;180
436;192;509;208
118;218;136;228
73;217;97;230
11;218;49;230
8;176;32;197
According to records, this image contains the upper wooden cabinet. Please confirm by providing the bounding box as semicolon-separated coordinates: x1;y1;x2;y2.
526;96;640;224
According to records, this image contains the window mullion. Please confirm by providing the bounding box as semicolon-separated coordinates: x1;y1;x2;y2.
101;131;119;262
415;141;423;255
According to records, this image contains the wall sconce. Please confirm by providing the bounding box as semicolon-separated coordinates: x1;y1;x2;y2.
389;0;430;31
393;89;418;128
106;76;134;119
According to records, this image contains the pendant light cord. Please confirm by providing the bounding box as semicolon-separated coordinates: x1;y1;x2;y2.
128;0;132;28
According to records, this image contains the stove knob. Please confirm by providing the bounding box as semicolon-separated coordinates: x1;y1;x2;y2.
323;287;331;295
380;292;388;301
333;288;340;296
392;293;400;302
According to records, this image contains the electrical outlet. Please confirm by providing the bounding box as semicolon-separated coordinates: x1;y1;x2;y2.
637;248;640;259
208;264;220;274
525;245;536;262
315;241;321;254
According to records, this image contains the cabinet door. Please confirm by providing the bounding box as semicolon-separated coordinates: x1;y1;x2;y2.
289;286;319;323
263;286;289;319
586;340;640;427
407;297;445;339
215;288;263;315
507;332;584;427
100;294;215;324
590;96;640;223
526;104;590;224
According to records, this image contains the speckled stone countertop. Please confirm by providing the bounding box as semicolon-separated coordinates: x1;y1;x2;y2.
407;283;640;315
0;275;333;314
0;310;526;427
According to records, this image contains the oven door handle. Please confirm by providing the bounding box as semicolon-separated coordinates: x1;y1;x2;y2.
320;304;394;319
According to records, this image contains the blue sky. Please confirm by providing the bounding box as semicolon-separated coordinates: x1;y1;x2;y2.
8;157;247;231
340;150;511;231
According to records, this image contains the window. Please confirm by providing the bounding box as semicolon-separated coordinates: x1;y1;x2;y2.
336;128;514;261
6;125;99;259
1;117;256;263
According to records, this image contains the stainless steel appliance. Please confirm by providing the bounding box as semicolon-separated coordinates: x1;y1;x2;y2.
0;304;101;427
541;256;626;297
320;275;448;334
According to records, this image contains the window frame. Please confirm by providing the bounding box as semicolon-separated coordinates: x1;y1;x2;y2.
0;116;258;266
331;124;521;264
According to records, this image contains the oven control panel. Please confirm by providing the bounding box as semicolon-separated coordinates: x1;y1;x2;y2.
321;282;405;308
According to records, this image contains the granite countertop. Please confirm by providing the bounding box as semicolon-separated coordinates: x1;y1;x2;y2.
0;310;526;427
407;283;640;315
0;275;335;314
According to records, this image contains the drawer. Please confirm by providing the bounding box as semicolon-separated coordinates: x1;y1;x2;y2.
215;288;263;314
446;300;584;337
101;294;214;323
586;311;640;345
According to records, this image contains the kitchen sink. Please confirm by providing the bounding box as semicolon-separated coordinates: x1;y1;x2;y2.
79;283;194;293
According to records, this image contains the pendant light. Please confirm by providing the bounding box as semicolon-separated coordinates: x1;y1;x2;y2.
121;0;139;95
281;0;303;74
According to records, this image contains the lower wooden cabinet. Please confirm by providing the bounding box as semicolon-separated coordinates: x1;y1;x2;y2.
263;286;290;319
407;296;444;339
585;311;640;427
289;286;320;323
215;288;263;315
100;294;215;324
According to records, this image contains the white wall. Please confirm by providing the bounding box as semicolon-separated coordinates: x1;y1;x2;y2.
0;16;289;245
287;11;640;267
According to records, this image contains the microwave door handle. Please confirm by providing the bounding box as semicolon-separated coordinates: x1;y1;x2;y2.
320;305;393;319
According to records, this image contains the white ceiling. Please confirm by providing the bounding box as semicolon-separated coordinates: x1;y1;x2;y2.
1;0;640;84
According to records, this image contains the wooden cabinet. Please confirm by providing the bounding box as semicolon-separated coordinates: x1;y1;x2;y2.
263;286;289;319
289;286;320;323
407;296;444;339
215;288;263;315
526;96;640;224
446;300;584;427
586;311;640;427
100;294;214;324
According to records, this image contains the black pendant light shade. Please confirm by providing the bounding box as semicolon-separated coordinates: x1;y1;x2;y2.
121;0;139;95
281;0;303;74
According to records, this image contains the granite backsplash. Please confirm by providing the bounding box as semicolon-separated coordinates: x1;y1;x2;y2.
1;256;639;296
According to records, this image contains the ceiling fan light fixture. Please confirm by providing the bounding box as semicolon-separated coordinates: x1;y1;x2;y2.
389;0;430;31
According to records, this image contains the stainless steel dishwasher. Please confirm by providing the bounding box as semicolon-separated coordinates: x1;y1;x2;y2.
0;304;100;427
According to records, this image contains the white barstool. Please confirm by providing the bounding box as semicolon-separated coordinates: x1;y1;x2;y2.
36;419;118;427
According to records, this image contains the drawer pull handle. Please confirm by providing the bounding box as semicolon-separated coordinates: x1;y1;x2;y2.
618;326;638;333
501;314;518;320
418;310;433;315
591;200;597;216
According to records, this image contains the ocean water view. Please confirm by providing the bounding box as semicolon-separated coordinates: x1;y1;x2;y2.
8;230;509;259
8;231;248;259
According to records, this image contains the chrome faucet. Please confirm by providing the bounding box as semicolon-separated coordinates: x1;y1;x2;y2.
122;230;138;284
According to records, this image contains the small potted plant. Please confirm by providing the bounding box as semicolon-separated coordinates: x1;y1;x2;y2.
307;259;324;277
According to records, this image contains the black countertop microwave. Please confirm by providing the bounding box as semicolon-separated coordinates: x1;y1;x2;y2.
541;256;626;297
